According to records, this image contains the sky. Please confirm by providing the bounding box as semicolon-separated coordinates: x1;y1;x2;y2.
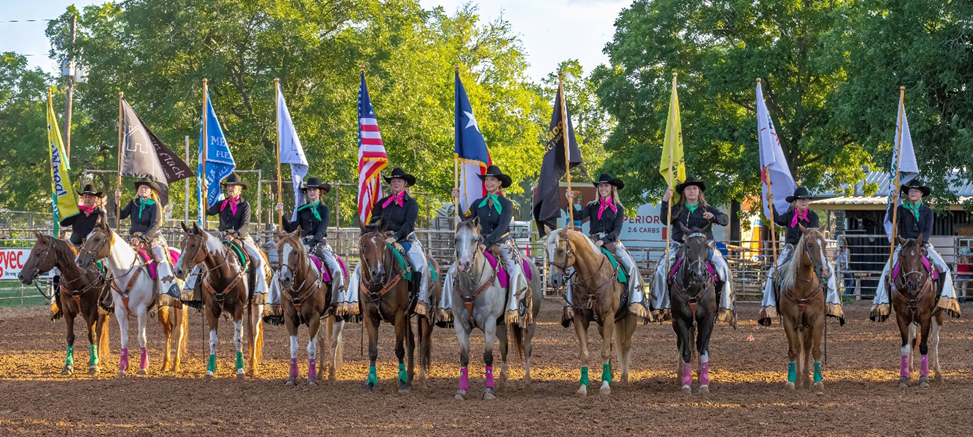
0;0;628;81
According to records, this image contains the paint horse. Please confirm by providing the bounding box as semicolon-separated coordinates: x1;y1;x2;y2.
449;218;542;399
774;226;830;393
667;224;722;394
547;227;637;396
174;222;264;379
889;234;945;388
19;232;112;375
76;220;187;376
274;227;345;386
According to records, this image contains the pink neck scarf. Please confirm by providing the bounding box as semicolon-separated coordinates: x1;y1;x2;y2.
383;191;405;208
221;197;241;215
597;198;617;219
791;208;809;227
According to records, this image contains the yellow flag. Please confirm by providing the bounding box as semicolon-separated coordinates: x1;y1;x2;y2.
659;74;686;202
47;88;80;229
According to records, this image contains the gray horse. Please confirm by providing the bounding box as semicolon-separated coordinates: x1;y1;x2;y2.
447;219;542;400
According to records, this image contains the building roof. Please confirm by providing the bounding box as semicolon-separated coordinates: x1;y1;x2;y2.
810;171;973;211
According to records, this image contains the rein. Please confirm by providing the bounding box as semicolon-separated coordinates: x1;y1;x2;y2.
455;235;497;326
892;244;935;324
782;238;827;317
674;237;714;318
359;233;407;302
552;233;612;322
36;238;109;308
277;235;326;325
183;232;249;314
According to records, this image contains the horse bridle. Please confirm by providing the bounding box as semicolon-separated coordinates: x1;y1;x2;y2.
278;235;320;323
893;244;934;318
455;227;496;325
551;233;610;318
33;236;108;305
781;234;829;316
675;234;713;316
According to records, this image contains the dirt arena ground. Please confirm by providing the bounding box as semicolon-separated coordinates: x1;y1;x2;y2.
1;300;971;436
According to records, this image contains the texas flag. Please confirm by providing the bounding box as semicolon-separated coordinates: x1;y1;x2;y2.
454;70;492;216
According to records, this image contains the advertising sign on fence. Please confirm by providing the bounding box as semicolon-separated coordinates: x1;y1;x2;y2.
0;248;52;280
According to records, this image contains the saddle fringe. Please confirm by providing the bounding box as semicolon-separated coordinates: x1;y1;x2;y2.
262;304;284;326
436;308;453;324
334;302;361;317
50;301;62;322
181;299;204;311
869;303;890;322
629;301;649;320
718;308;737;329
758;306;778;326
826;303;844;320
937;296;961;318
652;308;672;322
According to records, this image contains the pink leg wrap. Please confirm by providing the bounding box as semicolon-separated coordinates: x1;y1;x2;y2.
699;362;710;387
920;355;929;378
308;359;317;380
139;347;148;370
682;362;692;387
900;355;910;378
119;348;129;372
458;367;469;391
289;358;299;378
485;366;495;388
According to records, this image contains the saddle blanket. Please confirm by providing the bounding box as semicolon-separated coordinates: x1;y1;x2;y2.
482;251;533;288
136;248;180;280
309;255;348;283
892;257;939;281
668;255;717;283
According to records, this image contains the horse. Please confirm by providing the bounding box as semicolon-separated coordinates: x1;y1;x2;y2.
75;220;186;376
174;222;263;379
273;227;344;386
546;227;637;396
775;226;830;393
449;218;542;400
667;224;721;394
18;232;112;375
889;234;944;388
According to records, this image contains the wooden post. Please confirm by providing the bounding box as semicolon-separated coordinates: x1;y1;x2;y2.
888;86;906;267
663;73;677;275
116;91;123;229
559;72;573;229
201;78;209;230
275;78;282;231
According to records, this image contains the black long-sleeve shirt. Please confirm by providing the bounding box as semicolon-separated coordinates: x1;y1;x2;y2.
462;194;514;247
282;202;330;247
369;192;418;242
207;197;252;237
887;202;934;244
60;208;106;245
574;199;624;245
660;200;728;243
119;198;161;241
772;206;820;246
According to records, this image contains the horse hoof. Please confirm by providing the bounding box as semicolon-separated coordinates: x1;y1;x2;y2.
328;374;337;383
398;386;411;395
576;385;588;397
236;372;245;380
898;377;909;388
483;389;497;400
117;371;126;378
600;384;611;396
366;382;375;391
813;382;824;395
919;376;929;388
934;374;944;384
309;380;318;387
523;383;533;394
61;366;74;376
699;385;710;394
88;366;100;375
137;369;147;376
285;378;296;387
205;373;214;381
784;382;795;391
454;390;467;400
681;385;692;394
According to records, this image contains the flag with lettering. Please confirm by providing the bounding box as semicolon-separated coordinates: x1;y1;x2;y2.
358;72;388;224
120;99;193;207
756;81;797;219
46;88;79;234
197;94;236;225
454;70;492;216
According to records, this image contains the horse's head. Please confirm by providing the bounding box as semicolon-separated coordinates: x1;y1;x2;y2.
276;227;306;288
359;225;389;285
175;222;209;279
76;220;112;269
896;234;929;294
546;228;576;288
455;217;481;272
798;225;831;283
18;231;56;285
678;223;713;287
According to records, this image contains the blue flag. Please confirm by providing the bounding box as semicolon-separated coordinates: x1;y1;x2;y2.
197;93;236;225
454;70;492;215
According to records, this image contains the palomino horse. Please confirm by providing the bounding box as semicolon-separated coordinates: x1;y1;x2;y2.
76;221;184;376
274;228;345;386
174;222;263;379
889;234;944;388
668;224;720;394
775;226;830;393
19;232;112;375
450;218;542;400
546;227;637;396
355;224;439;392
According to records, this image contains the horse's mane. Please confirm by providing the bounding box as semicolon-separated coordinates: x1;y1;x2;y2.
548;227;600;258
780;227;824;291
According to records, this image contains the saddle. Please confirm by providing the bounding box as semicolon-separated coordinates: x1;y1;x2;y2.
222;238;251;273
308;254;348;284
599;247;627;284
134;246;181;280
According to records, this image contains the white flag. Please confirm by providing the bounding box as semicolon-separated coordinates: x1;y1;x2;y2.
757;81;797;220
884;94;919;241
277;84;309;221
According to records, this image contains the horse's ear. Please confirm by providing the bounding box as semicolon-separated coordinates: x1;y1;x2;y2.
473;215;480;230
293;225;302;236
678;222;691;236
799;224;807;234
703;223;713;233
34;230;43;240
192;221;200;233
917;233;924;245
181;222;189;233
898;236;906;245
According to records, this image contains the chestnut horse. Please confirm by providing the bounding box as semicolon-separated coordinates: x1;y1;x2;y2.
174;222;263;379
18;233;112;375
889;235;944;388
546;227;637;396
775;226;829;393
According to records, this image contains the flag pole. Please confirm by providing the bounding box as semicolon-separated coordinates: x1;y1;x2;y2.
888;86;906;267
201;78;209;231
116;91;123;229
275;78;282;231
759;78;780;268
663;73;677;276
559;72;574;229
454;65;461;231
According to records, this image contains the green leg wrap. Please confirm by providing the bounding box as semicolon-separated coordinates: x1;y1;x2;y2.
602;363;612;383
579;367;589;387
813;361;822;383
65;346;74;367
207;354;217;373
787;361;796;383
235;352;245;370
398;363;407;383
367;365;378;385
89;344;98;366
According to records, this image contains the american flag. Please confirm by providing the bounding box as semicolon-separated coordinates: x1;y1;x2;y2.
358;72;388;224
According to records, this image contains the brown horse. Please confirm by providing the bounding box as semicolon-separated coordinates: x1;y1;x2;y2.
18;233;112;375
775;226;829;394
174;222;262;379
546;227;637;396
889;234;944;388
357;225;439;393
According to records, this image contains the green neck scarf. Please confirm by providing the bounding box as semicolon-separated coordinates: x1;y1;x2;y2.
299;201;322;221
479;194;502;215
137;198;156;219
685;202;699;214
903;201;922;221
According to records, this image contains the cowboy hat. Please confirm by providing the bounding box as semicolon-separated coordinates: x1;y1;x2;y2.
383;168;416;187
301;177;332;194
900;179;931;197
79;184;105;198
593;173;624;190
133;177;162;193
220;173;249;189
786;186;812;203
477;165;512;188
675;176;706;194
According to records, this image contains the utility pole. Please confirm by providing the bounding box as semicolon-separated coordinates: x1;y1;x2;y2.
62;14;77;161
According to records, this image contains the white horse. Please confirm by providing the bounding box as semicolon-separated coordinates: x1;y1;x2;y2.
76;221;161;376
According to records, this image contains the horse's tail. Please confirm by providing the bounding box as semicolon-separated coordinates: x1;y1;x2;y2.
511;323;525;361
98;311;111;360
179;304;189;357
